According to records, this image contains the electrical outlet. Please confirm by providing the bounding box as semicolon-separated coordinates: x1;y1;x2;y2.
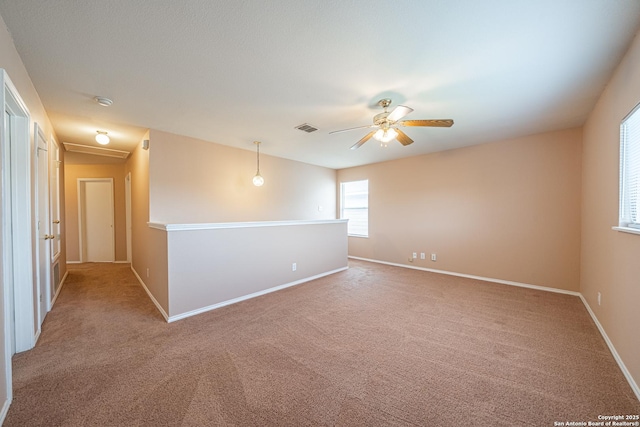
431;254;437;262
420;253;426;260
292;262;297;272
146;268;150;278
412;252;417;259
597;292;601;306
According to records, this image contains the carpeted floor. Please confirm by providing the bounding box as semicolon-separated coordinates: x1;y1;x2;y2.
4;260;639;426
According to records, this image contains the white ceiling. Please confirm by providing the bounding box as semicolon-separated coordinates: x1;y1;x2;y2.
1;1;640;169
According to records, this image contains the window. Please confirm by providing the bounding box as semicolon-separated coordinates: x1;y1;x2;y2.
619;102;640;230
341;179;369;237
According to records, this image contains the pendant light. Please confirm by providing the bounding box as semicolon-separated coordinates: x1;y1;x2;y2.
252;141;264;186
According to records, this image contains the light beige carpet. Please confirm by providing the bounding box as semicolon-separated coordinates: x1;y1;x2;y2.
5;260;639;426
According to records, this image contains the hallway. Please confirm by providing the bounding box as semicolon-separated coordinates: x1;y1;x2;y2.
5;263;166;425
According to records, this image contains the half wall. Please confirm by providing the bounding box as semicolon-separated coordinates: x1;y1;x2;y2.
143;219;348;321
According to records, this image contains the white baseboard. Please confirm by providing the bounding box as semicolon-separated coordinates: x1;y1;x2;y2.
0;397;11;426
167;266;349;323
66;260;81;264
349;256;580;296
579;294;640;401
113;261;130;264
130;266;169;322
349;256;639;402
50;270;69;307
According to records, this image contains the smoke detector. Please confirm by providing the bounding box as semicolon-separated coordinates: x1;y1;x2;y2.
94;96;113;107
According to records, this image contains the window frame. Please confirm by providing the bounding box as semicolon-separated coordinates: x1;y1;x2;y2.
616;101;640;235
340;179;369;238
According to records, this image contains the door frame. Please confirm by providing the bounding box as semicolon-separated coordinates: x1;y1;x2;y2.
1;70;35;352
77;178;115;262
1;69;35;407
125;172;132;263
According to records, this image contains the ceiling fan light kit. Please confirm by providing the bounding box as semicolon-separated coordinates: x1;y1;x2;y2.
330;98;454;150
374;127;398;145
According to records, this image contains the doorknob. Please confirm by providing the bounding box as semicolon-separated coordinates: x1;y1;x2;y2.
44;234;54;240
53;220;60;224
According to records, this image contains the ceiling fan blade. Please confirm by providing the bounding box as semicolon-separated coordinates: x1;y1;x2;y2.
386;105;414;122
329;124;377;134
395;129;414;146
400;119;454;127
350;131;375;150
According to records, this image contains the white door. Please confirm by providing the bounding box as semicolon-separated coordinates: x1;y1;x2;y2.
35;124;50;324
79;179;114;262
49;138;61;301
50;138;61;262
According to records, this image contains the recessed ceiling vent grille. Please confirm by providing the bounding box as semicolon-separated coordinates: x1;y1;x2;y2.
295;123;318;133
62;142;130;159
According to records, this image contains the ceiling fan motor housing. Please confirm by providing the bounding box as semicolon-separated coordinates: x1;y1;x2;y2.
377;98;392;109
374;112;390;125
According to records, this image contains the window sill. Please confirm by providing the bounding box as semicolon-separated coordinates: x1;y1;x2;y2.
348;234;369;239
612;226;640;236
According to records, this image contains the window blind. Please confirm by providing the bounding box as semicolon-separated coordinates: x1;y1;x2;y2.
341;180;369;237
620;103;640;228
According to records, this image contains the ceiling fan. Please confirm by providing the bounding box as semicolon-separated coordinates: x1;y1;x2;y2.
330;99;454;150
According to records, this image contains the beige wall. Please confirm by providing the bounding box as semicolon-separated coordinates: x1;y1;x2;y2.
125;133;152;292
148;130;337;223
338;128;583;292
124;132;171;317
581;31;640;388
145;227;169;315
0;12;66;412
64;163;127;262
131;129;341;316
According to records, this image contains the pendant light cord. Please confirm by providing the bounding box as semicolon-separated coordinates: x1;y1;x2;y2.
256;142;260;173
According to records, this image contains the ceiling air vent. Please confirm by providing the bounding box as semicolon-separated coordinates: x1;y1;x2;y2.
295;123;318;133
62;142;130;159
